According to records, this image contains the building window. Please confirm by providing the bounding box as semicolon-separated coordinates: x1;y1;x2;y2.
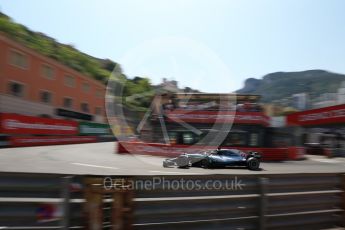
96;89;103;98
222;133;247;146
249;133;259;147
81;103;89;113
95;107;102;115
64;75;75;87
8;81;25;97
82;83;90;93
10;50;28;69
168;132;178;145
182;133;195;145
42;64;55;80
40;91;52;104
63;97;73;109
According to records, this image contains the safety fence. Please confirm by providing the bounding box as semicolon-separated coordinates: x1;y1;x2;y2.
0;173;84;228
0;172;344;229
0;113;115;148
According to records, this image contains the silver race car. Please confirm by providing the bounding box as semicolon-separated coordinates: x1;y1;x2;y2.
163;148;261;170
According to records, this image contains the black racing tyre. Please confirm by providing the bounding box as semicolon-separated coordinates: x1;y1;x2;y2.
201;159;210;168
247;158;260;170
163;161;168;168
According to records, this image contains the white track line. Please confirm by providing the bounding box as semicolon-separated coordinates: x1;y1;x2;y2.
309;158;342;164
71;163;119;170
149;170;201;175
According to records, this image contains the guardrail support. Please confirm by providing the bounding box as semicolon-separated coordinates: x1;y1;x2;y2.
111;178;133;230
342;174;345;227
83;177;133;230
259;177;268;230
60;176;72;229
84;178;104;230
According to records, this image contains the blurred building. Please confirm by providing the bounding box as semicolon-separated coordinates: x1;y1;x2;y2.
308;81;345;109
263;104;284;116
272;97;293;108
287;103;345;155
337;81;345;104
291;93;309;110
0;34;106;122
312;93;337;109
159;78;179;92
270;116;286;128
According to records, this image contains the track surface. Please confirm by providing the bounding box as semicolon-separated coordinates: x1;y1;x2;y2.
0;142;344;175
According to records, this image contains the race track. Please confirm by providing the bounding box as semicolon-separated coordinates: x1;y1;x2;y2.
0;142;344;175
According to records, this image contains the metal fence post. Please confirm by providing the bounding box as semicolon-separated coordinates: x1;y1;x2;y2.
84;178;104;230
259;177;268;230
112;191;124;230
342;174;345;227
60;176;72;229
111;178;133;230
124;188;134;230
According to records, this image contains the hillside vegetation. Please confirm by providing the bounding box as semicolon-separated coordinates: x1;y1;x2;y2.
236;70;345;102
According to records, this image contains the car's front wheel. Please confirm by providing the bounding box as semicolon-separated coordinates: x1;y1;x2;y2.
201;159;211;168
247;158;260;170
176;156;189;168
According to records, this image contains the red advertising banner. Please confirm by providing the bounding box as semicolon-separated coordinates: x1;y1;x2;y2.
287;104;345;126
165;110;270;126
10;136;97;147
0;113;78;135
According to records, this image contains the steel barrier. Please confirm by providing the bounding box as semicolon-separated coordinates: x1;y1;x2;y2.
129;173;344;230
0;173;344;229
0;172;84;229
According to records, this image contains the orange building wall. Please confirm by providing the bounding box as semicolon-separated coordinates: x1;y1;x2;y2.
0;34;106;121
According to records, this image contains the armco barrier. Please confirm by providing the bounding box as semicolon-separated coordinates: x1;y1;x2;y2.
116;141;292;161
9;135;97;147
0;113;78;135
130;173;344;230
287;146;306;160
0;173;344;229
0;172;84;229
3;136;115;148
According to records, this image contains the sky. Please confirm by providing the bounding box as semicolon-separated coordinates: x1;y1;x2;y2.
0;0;345;92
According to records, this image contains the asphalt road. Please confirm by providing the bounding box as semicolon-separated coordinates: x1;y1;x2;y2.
0;142;344;175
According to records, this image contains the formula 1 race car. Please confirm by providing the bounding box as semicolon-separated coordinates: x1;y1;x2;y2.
163;149;261;170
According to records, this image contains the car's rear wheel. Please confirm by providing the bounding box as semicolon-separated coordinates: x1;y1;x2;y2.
201;159;210;168
163;161;168;168
247;158;260;170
